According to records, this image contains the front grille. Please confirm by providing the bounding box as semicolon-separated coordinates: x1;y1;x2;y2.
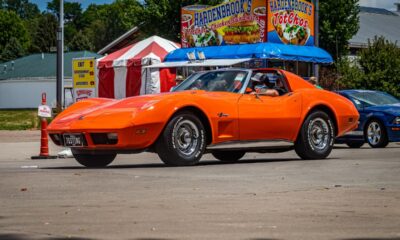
90;133;118;145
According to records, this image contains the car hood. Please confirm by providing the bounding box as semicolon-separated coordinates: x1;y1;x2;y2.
49;90;228;130
366;103;400;116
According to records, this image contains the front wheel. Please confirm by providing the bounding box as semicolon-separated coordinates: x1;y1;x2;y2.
72;150;116;168
155;112;206;166
295;111;335;160
365;120;388;148
212;151;246;163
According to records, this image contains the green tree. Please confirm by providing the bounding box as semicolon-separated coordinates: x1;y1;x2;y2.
0;36;25;61
0;9;29;52
337;36;400;98
141;0;223;42
83;0;143;51
29;13;58;52
319;0;360;61
358;37;400;97
68;30;93;51
3;0;40;19
47;0;82;23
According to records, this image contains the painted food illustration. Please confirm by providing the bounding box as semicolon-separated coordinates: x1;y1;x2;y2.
223;21;260;44
186;30;221;47
273;11;310;45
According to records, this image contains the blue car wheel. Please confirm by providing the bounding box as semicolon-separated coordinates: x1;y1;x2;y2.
365;119;389;148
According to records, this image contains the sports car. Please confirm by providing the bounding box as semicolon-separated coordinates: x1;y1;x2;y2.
336;90;400;148
48;68;359;167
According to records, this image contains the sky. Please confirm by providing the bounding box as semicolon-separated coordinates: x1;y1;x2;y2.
31;0;114;11
31;0;399;11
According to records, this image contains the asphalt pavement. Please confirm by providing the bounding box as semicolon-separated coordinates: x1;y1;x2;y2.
0;130;399;240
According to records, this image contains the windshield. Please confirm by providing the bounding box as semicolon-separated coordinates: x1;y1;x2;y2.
172;70;248;93
347;91;400;108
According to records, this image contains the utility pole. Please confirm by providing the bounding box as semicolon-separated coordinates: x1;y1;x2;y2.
56;0;64;112
313;0;320;81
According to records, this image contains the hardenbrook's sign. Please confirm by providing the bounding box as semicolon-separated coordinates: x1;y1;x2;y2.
181;0;314;48
268;0;315;46
181;0;267;48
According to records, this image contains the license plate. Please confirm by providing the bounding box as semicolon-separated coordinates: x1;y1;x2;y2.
63;134;84;147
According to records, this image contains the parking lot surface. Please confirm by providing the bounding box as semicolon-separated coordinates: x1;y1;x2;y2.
0;131;399;240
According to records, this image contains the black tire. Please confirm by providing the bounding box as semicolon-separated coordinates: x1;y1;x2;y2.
212;151;246;163
346;142;364;148
295;111;335;160
365;120;389;148
72;150;116;168
155;112;206;166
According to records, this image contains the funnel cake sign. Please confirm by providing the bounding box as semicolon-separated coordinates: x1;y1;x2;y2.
181;0;267;48
267;0;315;46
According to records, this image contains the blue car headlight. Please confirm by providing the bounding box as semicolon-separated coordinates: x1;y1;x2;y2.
393;116;400;125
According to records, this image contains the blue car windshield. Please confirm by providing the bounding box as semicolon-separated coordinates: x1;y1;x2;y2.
172;70;248;93
348;91;400;107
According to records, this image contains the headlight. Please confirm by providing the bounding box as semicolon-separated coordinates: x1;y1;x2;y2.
393;117;400;125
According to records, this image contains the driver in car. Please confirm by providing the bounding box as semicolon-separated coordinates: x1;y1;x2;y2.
250;73;279;97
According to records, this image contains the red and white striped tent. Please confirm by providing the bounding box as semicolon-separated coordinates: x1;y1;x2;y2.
97;36;180;99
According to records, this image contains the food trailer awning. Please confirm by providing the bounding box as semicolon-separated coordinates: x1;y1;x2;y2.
164;42;333;64
144;58;251;68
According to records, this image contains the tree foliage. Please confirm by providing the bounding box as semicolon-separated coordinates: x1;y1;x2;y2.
337;37;400;98
0;36;25;62
319;0;360;61
141;0;223;42
1;0;40;19
68;30;93;51
0;9;29;54
30;13;58;53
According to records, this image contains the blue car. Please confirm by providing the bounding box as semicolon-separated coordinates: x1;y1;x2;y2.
336;90;400;148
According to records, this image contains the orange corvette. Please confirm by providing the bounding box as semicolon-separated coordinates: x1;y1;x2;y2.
48;68;359;167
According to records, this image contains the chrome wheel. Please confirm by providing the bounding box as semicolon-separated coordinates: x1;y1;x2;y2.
367;121;382;146
295;111;334;160
307;117;330;151
172;119;199;156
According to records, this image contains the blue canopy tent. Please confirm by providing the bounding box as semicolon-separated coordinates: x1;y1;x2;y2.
164;42;333;64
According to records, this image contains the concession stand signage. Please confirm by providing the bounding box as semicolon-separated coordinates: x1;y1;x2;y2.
181;0;267;48
267;0;315;46
181;0;315;48
72;58;96;102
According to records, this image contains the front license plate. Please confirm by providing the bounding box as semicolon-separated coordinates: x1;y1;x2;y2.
63;134;84;147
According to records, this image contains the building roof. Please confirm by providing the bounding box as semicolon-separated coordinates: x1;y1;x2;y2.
97;24;143;55
349;7;400;48
0;51;103;80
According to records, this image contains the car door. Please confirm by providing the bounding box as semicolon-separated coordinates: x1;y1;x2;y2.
237;92;302;142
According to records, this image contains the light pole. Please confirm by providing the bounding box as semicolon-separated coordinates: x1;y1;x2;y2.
313;0;319;80
56;0;64;112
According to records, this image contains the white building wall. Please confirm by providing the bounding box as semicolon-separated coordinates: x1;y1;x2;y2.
0;78;72;109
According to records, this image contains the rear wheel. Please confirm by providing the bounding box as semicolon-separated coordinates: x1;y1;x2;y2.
155;112;206;166
346;142;364;148
72;150;116;168
365;120;388;148
212;151;246;163
295;111;335;160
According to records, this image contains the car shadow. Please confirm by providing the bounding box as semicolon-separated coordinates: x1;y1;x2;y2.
42;157;339;170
